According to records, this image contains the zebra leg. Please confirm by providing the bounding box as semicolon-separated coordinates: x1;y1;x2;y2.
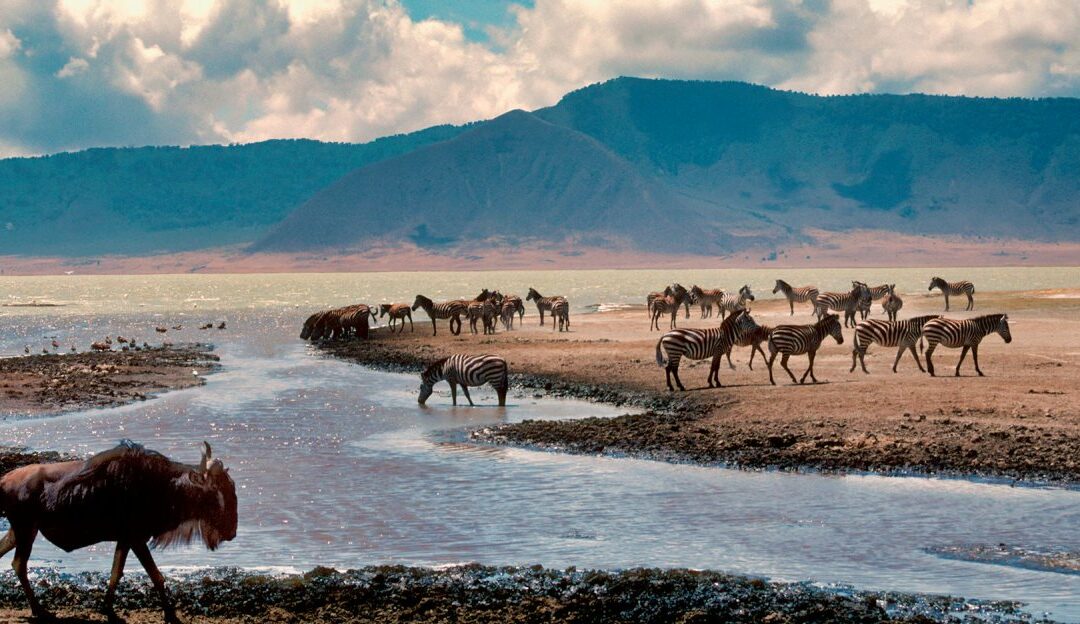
944;293;950;312
460;384;474;406
972;344;984;376
925;342;937;376
789;299;794;316
708;354;723;388
780;354;798;384
909;345;926;373
669;364;686;391
726;349;736;371
449;382;458;405
954;345;972;373
670;309;677;330
539;310;545;326
665;365;675;391
409;313;414;333
800;351;818;384
766;351;778;385
452;315;462;336
966;293;974;311
431;317;438;336
749;344;765;371
891;346;906;373
496;385;507;406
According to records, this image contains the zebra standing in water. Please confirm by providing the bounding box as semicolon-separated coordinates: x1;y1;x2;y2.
856;284;893;320
928;277;975;311
922;314;1011;377
418;354;508;406
655;310;755;390
815;282;871;328
412;295;468;336
690;285;724;318
526;288;566;326
767;313;845;385
649;284;690;331
850;314;940;374
772;280;819;316
881;286;903;321
719;285;754;320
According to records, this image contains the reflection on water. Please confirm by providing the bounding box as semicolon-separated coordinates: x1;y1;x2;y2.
0;323;1077;621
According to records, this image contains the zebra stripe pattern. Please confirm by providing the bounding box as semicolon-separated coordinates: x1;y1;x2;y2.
928;277;975;311
418;354;509;406
922;314;1011;377
379;303;414;333
767;313;845;385
550;298;570;332
655;309;755;390
690;285;724;318
856;284;893;320
500;296;525;330
412;295;468;336
814;282;870;328
725;321;773;371
649;284;689;331
850;315;940;374
467;299;500;335
527;288;566;327
719;285;754;320
772;280;819;316
881;288;902;321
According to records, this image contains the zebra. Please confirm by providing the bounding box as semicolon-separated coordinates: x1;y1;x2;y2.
719;285;754;320
922;314;1011;377
766;313;845;385
527;288;566;326
772;280;819;316
881;286;902;321
412;295;468;336
856;283;893;320
724;321;773;371
850;314;940;374
500;297;525;330
814;282;871;328
551;298;570;332
655;309;755;390
379;303;414;333
417;354;508;406
467;299;500;335
929;277;975;311
649;284;690;331
690;285;724;318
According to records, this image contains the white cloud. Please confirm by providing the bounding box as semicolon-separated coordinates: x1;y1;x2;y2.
0;0;1077;157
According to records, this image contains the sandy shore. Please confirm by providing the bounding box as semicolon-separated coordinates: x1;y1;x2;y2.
323;289;1080;484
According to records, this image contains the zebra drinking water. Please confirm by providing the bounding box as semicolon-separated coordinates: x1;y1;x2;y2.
418;354;509;406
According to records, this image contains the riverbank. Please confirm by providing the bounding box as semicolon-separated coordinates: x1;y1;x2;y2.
322;290;1080;485
0;564;1039;623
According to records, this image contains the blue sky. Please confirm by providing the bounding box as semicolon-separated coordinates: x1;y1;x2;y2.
0;0;1076;158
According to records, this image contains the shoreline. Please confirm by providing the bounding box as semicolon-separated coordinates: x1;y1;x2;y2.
319;291;1080;485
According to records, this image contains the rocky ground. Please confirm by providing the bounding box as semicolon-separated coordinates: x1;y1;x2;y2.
321;290;1080;485
0;564;1042;623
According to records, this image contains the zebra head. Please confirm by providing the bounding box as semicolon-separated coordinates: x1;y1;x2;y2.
852;281;871;305
418;357;447;405
929;277;944;291
690;285;703;302
887;284;896;295
997;314;1012;344
739;285;754;302
821;313;844;344
412;294;432;312
772;280;785;294
526;288;541;302
671;283;689;302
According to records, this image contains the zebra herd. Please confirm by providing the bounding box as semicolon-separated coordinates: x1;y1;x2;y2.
397;288;569;336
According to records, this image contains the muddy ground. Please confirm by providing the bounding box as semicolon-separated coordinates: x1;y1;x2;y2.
322;290;1080;484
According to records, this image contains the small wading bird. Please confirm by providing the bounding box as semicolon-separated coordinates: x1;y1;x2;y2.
0;440;237;623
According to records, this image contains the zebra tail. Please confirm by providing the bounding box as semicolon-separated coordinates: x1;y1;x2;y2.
655;339;667;367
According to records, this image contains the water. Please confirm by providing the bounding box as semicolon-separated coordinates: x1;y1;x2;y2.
1;270;1079;620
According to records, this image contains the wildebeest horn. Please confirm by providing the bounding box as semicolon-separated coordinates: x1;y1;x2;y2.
199;441;212;472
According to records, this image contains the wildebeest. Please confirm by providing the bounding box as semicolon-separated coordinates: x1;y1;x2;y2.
0;440;237;622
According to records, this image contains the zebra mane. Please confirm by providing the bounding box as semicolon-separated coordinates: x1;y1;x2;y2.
973;313;1007;322
909;314;942;324
422;357;448;380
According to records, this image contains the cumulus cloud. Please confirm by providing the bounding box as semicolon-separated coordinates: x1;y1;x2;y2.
0;0;1077;157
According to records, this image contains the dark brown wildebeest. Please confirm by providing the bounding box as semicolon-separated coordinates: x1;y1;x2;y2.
0;440;237;623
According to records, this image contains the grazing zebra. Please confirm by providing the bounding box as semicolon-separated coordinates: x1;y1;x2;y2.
719;285;754;320
724;320;773;371
772;280;819;316
690;285;725;318
850;314;940;374
881;286;902;321
815;282;871;328
922;314;1011;377
412;295;468;336
551;298;570;332
417;354;508;406
655;309;755;390
649;284;690;331
467;299;500;335
379;303;414;333
856;284;893;320
527;288;566;326
928;277;975;311
767;313;845;385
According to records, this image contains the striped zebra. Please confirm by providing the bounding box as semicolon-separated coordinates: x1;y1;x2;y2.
719;285;754;320
881;287;902;321
655;309;755;390
850;315;940;374
649;284;690;331
379;303;414;333
929;277;975;311
412;295;468;336
814;282;871;328
856;283;893;320
690;285;724;318
417;354;509;406
467;299;500;335
767;313;845;385
922;314;1011;377
527;288;566;326
724;321;772;371
772;280;819;316
550;298;570;332
500;297;525;330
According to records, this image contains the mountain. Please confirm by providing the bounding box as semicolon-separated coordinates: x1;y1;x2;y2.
0;125;468;256
251;110;761;254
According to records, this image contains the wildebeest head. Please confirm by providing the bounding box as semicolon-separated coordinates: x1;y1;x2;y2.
183;442;238;551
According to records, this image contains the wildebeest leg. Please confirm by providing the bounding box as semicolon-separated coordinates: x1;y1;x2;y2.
131;542;179;624
12;525;50;619
104;542;130;619
971;344;983;376
955;345;969;377
780;354;798;384
449;382;458;406
460;384;474;406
